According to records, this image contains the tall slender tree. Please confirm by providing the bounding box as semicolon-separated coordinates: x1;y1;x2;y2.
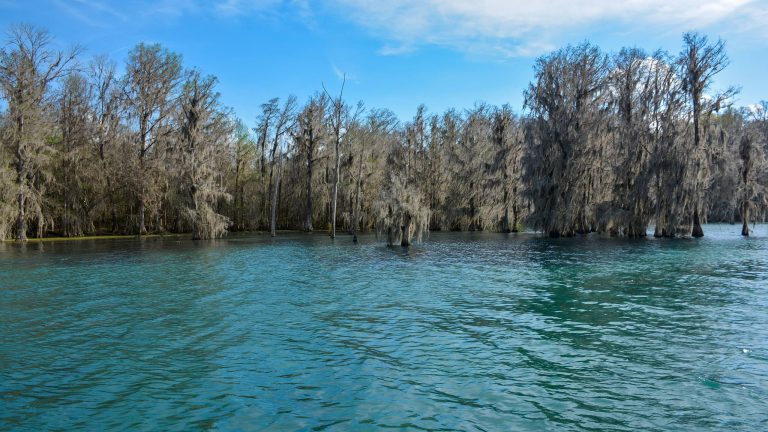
679;32;736;237
295;94;327;232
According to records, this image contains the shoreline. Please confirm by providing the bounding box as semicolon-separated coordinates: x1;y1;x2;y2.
0;230;326;243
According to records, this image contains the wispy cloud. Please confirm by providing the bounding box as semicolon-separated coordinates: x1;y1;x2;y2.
47;0;768;58
215;0;280;16
328;0;763;57
331;64;345;81
53;0;198;26
332;63;359;82
72;0;128;21
52;0;112;28
378;43;415;56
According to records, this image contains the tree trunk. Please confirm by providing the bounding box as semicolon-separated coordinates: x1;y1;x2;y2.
692;209;704;238
271;151;281;237
304;153;314;232
264;167;273;230
15;187;26;242
330;144;340;239
138;196;147;235
234;162;241;231
741;202;750;237
401;212;412;247
14;116;27;242
352;149;363;243
191;187;201;240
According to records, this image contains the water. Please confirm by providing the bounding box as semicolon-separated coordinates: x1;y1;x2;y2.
1;225;768;431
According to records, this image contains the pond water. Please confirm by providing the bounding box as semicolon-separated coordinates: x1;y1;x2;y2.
1;225;768;431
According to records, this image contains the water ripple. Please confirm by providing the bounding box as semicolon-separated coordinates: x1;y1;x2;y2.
1;226;768;431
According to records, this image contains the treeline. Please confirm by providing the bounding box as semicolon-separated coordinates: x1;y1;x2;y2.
1;25;767;243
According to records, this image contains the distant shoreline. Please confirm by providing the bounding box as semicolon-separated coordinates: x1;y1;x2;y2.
0;230;331;243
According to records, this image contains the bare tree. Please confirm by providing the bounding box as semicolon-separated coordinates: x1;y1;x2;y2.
295;94;327;232
268;97;297;231
323;76;347;239
123;43;182;234
0;25;78;241
89;55;124;232
55;73;95;236
230;119;256;231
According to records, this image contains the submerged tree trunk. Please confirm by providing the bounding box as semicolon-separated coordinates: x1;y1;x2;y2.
138;195;147;235
741;203;750;236
740;134;754;237
500;185;511;233
401;212;412;246
741;202;749;237
692;209;704;238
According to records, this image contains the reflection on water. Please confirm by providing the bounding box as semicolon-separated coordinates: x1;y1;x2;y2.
1;226;768;431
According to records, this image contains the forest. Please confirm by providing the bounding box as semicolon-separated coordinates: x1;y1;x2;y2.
1;24;767;244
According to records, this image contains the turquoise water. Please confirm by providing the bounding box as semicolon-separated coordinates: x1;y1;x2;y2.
2;225;768;431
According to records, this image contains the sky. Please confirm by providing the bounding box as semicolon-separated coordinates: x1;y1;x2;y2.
1;0;767;125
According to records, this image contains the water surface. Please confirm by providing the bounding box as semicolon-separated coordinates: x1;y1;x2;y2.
2;225;768;431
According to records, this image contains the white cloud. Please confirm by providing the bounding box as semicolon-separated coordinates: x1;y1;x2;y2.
52;0;767;57
328;0;762;56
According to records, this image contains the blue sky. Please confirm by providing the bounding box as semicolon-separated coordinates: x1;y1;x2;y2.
2;0;767;125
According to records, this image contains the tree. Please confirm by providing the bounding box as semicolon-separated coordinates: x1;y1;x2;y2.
323;77;347;239
351;108;397;241
294;94;327;232
230;119;256;230
374;113;430;246
739;102;768;235
123;43;182;234
678;32;736;237
177;70;232;239
524;42;612;237
54;73;96;236
607;48;657;237
268;97;297;232
2;24;763;241
89;55;124;232
0;25;78;241
483;104;525;232
453;104;489;230
644;52;689;237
